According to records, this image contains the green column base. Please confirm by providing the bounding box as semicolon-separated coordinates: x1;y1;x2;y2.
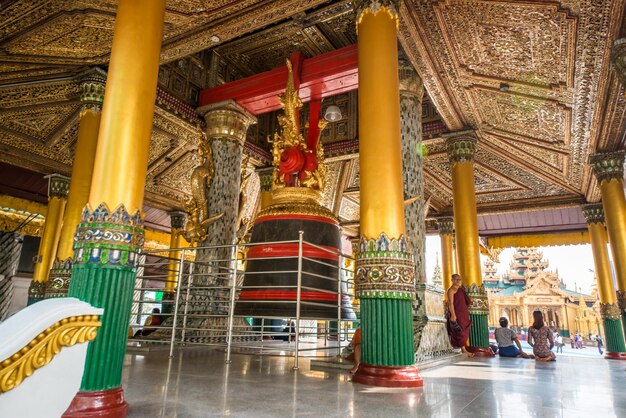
604;317;626;353
69;262;136;391
361;298;414;367
469;312;490;348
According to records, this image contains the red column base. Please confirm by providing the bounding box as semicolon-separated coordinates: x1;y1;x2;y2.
605;352;626;361
351;364;423;387
63;388;128;418
467;346;495;357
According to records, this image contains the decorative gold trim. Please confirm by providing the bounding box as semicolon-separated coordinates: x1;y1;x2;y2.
0;314;101;394
599;302;621;321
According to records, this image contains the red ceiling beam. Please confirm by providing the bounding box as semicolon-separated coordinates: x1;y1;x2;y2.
199;44;358;115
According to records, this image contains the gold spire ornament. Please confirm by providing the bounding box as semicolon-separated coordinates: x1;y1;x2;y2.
269;58;327;193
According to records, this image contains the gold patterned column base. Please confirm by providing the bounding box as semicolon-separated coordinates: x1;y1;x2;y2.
355;233;415;300
46;258;73;298
464;284;489;315
600;302;622;321
617;290;626;312
27;281;46;305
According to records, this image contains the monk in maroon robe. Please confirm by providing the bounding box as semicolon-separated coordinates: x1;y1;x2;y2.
446;274;474;357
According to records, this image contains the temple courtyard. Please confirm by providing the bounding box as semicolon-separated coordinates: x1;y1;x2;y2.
121;348;624;417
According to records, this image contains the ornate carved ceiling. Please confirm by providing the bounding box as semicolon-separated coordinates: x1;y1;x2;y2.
399;0;626;211
1;0;626;237
0;0;333;68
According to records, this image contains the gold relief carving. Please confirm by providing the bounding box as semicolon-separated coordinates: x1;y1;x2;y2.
0;103;80;144
398;0;620;205
320;161;342;212
434;2;575;88
471;88;570;145
0;314;101;394
181;141;224;243
4;13;115;62
159;0;332;63
0;80;81;109
339;196;360;222
0;208;44;237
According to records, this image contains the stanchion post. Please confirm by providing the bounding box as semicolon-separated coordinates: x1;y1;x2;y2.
226;244;239;364
181;260;194;344
337;253;343;353
169;249;185;358
293;230;304;370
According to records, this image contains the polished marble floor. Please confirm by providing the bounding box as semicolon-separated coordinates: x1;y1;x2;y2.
122;347;626;417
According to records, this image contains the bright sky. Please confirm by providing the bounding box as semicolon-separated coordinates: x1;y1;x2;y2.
424;235;601;295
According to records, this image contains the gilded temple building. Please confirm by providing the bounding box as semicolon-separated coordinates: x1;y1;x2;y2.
483;248;601;337
1;0;626;416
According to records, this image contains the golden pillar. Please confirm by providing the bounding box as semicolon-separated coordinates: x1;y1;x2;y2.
437;216;455;291
161;211;186;315
352;0;421;387
47;70;106;298
256;167;274;209
582;203;626;356
589;152;626;327
445;131;491;354
65;0;166;414
28;174;70;304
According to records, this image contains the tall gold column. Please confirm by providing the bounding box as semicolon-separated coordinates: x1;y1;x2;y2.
27;174;70;304
579;195;626;357
589;151;626;341
65;1;166;416
47;70;105;298
437;216;455;291
445;131;491;355
352;0;421;387
162;211;186;315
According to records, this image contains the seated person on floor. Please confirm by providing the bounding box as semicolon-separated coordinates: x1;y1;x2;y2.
495;317;533;358
348;327;361;375
134;307;162;337
528;311;557;362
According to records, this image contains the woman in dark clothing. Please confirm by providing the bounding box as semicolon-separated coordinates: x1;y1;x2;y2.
446;274;474;357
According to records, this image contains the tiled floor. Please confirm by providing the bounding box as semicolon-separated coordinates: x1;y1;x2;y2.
122;347;626;417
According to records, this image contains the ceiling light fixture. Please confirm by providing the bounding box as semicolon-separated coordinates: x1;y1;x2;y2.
324;105;342;122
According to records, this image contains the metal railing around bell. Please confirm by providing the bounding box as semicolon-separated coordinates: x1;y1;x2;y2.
128;231;358;370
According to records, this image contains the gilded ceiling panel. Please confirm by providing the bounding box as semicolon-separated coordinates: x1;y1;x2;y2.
339;196;360;222
435;1;576;88
320;160;343;211
0;0;333;67
0;103;79;145
400;0;625;210
471;88;570;145
3;13;115;61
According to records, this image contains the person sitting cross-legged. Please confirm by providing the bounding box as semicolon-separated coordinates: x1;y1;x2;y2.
528;311;557;362
495;317;533;359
